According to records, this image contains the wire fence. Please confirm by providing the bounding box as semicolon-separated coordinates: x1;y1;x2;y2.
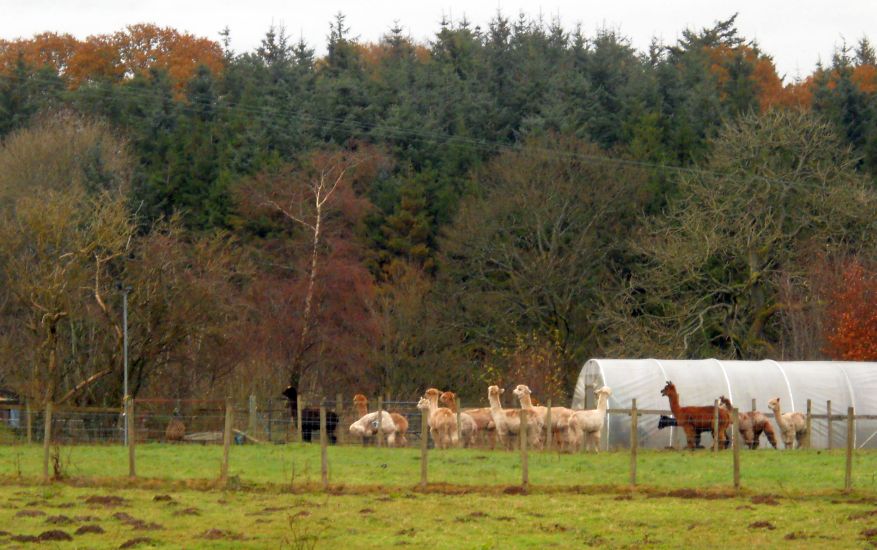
1;396;875;494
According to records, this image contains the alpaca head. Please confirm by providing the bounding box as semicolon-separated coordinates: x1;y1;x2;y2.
416;397;430;411
487;385;504;400
660;381;676;397
512;384;532;400
353;394;368;406
424;388;442;401
439;391;456;406
768;397;780;410
595;386;612;400
719;395;733;410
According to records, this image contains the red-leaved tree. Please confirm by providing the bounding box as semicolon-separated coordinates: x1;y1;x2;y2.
823;259;877;360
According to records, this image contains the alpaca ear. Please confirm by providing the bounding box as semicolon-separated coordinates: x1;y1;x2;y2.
500;388;505;394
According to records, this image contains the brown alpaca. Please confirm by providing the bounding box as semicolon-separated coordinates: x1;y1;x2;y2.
718;396;778;449
661;381;730;450
767;397;807;449
165;409;185;442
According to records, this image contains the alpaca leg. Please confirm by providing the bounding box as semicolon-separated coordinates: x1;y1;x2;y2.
684;425;698;449
592;431;601;453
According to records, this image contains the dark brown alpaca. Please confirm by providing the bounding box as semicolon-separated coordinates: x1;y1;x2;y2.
661;381;730;450
718;396;778;450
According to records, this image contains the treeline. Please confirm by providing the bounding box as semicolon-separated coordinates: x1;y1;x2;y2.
0;14;875;407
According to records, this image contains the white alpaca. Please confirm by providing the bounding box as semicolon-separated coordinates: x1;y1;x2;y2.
348;412;397;446
509;384;547;450
352;394;408;446
488;385;542;449
767;397;807;449
567;386;612;452
422;389;459;449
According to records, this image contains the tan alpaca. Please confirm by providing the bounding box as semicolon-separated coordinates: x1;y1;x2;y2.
767;397;807;449
423;388;459;449
718;396;777;449
438;391;478;447
352;394;408;446
510;385;545;450
512;384;575;451
487;385;518;449
349;394;398;446
567;386;612;452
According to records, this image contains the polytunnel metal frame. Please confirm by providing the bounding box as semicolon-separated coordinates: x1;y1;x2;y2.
571;359;877;450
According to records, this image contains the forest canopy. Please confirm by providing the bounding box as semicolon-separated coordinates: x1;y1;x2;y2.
0;13;875;406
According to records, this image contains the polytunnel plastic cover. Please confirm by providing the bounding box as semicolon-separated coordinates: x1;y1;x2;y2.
571;359;877;450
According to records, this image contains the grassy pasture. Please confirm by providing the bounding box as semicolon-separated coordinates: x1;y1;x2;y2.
1;443;876;494
2;482;877;548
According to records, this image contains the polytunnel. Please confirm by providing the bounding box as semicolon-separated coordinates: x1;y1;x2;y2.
571;359;877;450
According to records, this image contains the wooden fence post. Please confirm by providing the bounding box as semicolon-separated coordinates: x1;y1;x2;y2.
42;401;52;482
732;408;740;492
296;397;304;443
805;399;813;449
630;399;638;486
420;408;428;489
520;406;529;490
751;398;756;414
221;398;233;484
25;399;32;445
335;393;344;445
456;403;462;447
844;406;854;493
545;399;553;452
320;400;328;490
266;398;273;443
127;397;136;479
827;400;833;450
712;400;720;452
248;394;257;435
376;396;384;448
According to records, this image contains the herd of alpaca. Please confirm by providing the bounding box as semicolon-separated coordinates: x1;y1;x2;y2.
344;384;613;452
657;381;805;450
326;381;809;452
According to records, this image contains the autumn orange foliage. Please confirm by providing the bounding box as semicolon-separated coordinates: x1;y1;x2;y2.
824;260;877;361
0;24;223;88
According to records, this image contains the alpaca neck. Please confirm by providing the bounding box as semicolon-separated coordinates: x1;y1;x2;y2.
771;403;788;430
444;396;458;412
518;393;535;410
354;402;368;417
596;394;609;416
427;395;439;413
488;393;503;413
665;390;682;416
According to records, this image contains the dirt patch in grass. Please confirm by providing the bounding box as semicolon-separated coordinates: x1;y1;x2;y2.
666;488;731;500
396;528;416;537
112;512;164;531
862;528;877;539
46;514;73;524
16;509;46;517
73;515;100;522
503;486;526;495
85;495;127;507
291;511;310;519
359;508;375;514
119;537;156;548
0;530;10;537
495;516;515;521
152;494;173;502
200;528;244;540
174;507;200;516
38;529;74;541
751;494;781;506
76;524;105;535
614;494;632;501
849;509;877;520
10;534;40;543
749;521;775;530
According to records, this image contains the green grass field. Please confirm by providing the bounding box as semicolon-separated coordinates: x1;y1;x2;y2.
1;444;877;548
1;443;876;493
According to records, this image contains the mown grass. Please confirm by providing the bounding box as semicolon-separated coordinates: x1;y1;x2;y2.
2;482;877;548
1;443;876;494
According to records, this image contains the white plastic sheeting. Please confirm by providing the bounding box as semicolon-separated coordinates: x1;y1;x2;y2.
571;359;877;449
